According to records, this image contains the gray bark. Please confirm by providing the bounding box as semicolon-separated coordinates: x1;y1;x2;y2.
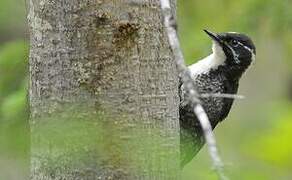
28;0;180;179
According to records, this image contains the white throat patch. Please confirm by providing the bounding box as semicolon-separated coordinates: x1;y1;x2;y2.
189;41;226;75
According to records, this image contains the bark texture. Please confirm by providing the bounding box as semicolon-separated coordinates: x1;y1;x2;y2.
28;0;179;179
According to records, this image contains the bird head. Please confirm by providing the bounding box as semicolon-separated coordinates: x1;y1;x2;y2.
204;29;256;78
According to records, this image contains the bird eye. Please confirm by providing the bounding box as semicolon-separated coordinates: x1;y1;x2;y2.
230;40;239;47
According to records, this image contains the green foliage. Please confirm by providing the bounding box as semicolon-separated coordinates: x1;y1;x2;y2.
0;0;26;36
0;41;28;100
0;40;29;179
1;87;27;122
247;103;292;168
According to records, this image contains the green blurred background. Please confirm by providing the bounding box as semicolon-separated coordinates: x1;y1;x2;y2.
0;0;292;179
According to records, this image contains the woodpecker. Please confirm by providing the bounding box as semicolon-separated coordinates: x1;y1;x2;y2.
179;30;256;167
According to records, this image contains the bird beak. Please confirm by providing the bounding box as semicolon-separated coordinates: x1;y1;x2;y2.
204;29;222;43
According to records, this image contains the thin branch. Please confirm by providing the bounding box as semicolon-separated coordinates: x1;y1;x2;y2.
159;1;228;180
194;105;228;180
200;93;245;100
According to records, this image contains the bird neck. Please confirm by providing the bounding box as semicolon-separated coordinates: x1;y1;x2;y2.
188;51;251;81
188;53;225;75
219;56;252;81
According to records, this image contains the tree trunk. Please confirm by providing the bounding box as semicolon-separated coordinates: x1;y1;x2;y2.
28;0;180;179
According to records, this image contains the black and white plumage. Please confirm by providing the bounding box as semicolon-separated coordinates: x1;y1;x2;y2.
179;30;256;167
